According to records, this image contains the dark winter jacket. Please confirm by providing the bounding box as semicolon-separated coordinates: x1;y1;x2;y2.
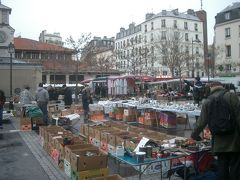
64;87;73;106
191;86;240;153
82;92;92;111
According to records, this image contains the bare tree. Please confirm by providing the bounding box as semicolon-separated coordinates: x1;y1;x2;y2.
65;33;91;102
154;30;189;78
116;38;150;75
96;53;115;74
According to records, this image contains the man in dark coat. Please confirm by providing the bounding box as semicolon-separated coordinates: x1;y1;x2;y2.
184;77;203;106
63;85;73;107
191;81;240;180
82;88;92;123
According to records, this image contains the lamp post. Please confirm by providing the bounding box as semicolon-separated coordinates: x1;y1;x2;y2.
207;55;210;82
191;38;201;77
8;42;15;110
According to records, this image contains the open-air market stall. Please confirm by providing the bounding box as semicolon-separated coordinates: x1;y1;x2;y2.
80;121;214;180
107;75;135;97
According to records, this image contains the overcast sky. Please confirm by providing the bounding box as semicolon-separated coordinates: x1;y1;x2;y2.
3;0;237;45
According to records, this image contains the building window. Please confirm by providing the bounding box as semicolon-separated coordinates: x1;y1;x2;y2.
162;56;167;65
185;33;189;41
139;35;141;43
151;22;154;30
145;24;147;32
226;64;231;71
161;31;166;40
174;31;179;40
225;12;230;20
163;71;168;75
195;34;199;41
151;33;154;42
185;46;189;54
184;22;188;30
174;20;177;28
225;28;231;38
127;39;129;46
161;19;166;28
144;35;147;43
226;45;231;57
151;46;154;55
196;47;199;54
135;36;138;44
194;23;198;31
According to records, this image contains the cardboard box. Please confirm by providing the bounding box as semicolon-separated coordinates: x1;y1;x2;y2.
93;174;123;180
115;134;134;147
108;131;129;147
176;116;187;124
71;168;108;180
31;117;44;130
144;118;157;126
138;116;145;124
64;144;97;162
100;141;108;154
159;112;177;128
144;112;156;120
20;117;31;125
70;149;108;172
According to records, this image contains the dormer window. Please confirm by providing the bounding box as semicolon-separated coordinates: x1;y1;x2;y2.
225;12;230;20
2;10;9;24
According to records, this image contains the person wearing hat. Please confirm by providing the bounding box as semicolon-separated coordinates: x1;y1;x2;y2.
19;85;34;105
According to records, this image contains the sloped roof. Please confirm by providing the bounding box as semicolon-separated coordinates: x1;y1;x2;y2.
151;10;200;22
14;37;73;52
220;2;240;13
0;3;11;13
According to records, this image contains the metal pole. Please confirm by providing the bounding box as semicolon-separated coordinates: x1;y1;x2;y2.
192;39;194;78
10;53;12;98
207;57;210;82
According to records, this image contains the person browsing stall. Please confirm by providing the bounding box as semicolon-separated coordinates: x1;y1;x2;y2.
191;81;240;180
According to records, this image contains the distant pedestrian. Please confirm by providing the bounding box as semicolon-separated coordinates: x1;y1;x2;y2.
35;83;49;125
184;77;203;106
62;84;73;107
0;89;6;129
19;85;34;105
47;85;58;101
82;88;93;123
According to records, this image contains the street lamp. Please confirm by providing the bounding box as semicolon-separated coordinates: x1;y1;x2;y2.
8;42;15;110
191;38;201;77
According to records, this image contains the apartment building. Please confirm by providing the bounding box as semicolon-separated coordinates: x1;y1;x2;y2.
214;2;240;76
39;30;64;46
115;9;206;78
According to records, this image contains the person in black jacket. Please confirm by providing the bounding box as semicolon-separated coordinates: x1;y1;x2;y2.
184;77;203;106
82;88;92;123
63;85;73;107
0;90;6;129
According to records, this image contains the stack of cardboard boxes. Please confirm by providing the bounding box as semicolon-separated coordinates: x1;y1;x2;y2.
39;125;122;180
